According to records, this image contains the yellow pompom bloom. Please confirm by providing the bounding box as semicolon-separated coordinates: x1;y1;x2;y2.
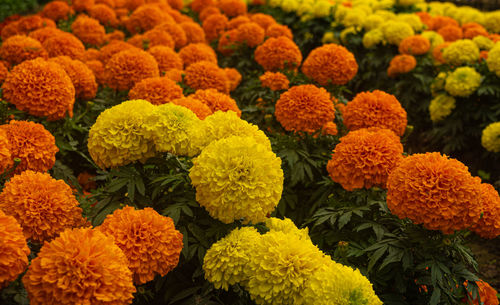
363;14;384;31
421;31;444;50
88;99;157;169
486;43;500;76
363;29;385;48
374;9;396;20
340;27;359;44
203;227;261;290
382;20;414;45
455;7;485;26
322;32;339;44
281;0;300;12
431;72;448;95
312;0;333;18
342;9;367;27
442;39;480;66
297;2;314;16
396;0;423;6
473;35;494;50
268;0;283;7
265;217;310;240
189;136;283;224
482;122;500;152
484;11;500;33
396;14;425;32
334;5;349;23
444;66;481;97
429;94;456;122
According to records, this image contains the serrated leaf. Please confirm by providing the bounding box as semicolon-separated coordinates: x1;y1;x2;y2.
429;288;441;305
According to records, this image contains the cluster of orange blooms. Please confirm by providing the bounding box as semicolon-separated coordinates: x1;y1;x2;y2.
388;35;430;77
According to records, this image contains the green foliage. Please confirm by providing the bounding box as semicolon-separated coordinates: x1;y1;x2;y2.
0;0;38;23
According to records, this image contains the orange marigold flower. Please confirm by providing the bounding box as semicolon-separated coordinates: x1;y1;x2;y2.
343;90;407;136
0;170;84;242
217;29;239;55
167;0;183;9
23;227;136;304
148;45;183;72
235;22;265;47
199;6;221;22
41;1;71;21
164;68;184;82
250;13;276;30
84;59;105;84
184;60;229;93
154;22;188;49
2;58;75;120
470;183;500;239
28;27;64;44
0;35;48;66
416;11;433;29
71;15;106;46
77;172;96;192
42;32;85;60
104;48;159;91
255;36;302;71
181;22;206;44
0;129;12;175
95;0;115;7
129;76;183;105
387;54;417;77
72;0;95;12
480;50;489;61
126;4;171;34
227;15;250;30
83;48;100;61
327;128;403;191
387;152;482;234
259;71;289;91
321;121;338;136
128;29;175;49
190;88;241;116
179;43;217;67
89;4;119;26
0;209;30;289
97;206;183;285
266;24;293;39
203;13;228;41
0;120;58;174
171;97;213;119
275;84;335;133
465;280;499;305
1;21;21;40
49;56;97;100
217;0;247;17
430;16;459;31
16;15;47;34
124;0;143;11
106;30;125;42
302;43;357;86
98;40;139;64
464;26;489;39
432;42;450;64
191;0;216;12
437;25;463;42
398;35;431;55
224;67;241;91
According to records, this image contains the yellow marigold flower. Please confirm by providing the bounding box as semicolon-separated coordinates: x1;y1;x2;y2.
473;35;494;50
442;39;480;66
340;27;359;44
23;228;136;305
189;136;283;224
0;209;30;288
312;0;333;18
482;122;500;153
374;9;396;20
429;94;456;122
322;32;338;44
97;206;183;285
363;14;384;31
396;0;423;6
363;29;385;48
88;100;157;169
342;9;367;28
396;13;425;32
203;227;261;290
382;20;414;45
431;71;448;95
265;217;310;240
421;31;444;50
444;66;481;97
487;43;500;77
484;11;500;33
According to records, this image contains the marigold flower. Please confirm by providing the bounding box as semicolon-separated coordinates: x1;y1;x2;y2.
28;27;64;44
126;4;171;34
71;15;106;46
302;43;357;86
250;13;276;29
190;89;241;116
0;35;47;66
429;94;456;123
482;122;500;153
432;42;450;64
49;56;97;100
89;4;119;26
486;43;500;76
129;76;183;105
83;48;100;61
97;206;182;284
191;0;216;12
387;54;417;77
363;28;385;48
179;43;217;68
128;29;175;50
23;227;136;305
254;36;302;71
164;68;184;82
259;71;289;91
265;217;310;240
43;32;85;60
227;16;250;30
444;66;481;97
437;25;463;42
84;59;105;84
199;6;221;22
266;23;293;39
469;183;500;239
464;280;500;305
343;90;407;136
16;15;51;35
0;171;84;242
485;11;500;33
321;121;338;136
184;61;229;93
398;35;431;55
104;48;159;91
217;29;239;55
430;15;459;31
181;22;206;44
2;58;75;120
234;22;265;48
41;1;71;21
1;21;21;40
224;67;241;91
154;22;188;49
217;0;247;17
106;30;125;42
387;152;482;234
72;0;95;12
98;40;139;64
0;209;30;288
190;136;283;224
167;0;183;10
382;20;415;45
203;14;228;41
442;39;480;66
327;128;403;191
421;30;445;50
0;129;12;174
473;35;494;50
170;97;212;119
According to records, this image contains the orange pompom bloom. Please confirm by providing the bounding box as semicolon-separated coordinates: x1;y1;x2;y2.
0;35;48;66
0;209;30;289
41;1;71;21
199;6;221;22
321;121;338;136
235;22;265;47
302;43;357;86
2;58;75;120
470;183;500;239
387;152;482;234
164;68;184;82
0;120;58;174
23;227;136;305
71;15;106;46
184;61;229;93
266;24;293;39
217;0;247;17
387;54;417;77
465;280;500;305
430;16;459;31
98;40;139;64
416;11;433;29
1;21;21;40
181;22;206;44
104;48;159;91
0;171;84;242
171;97;213;119
227;16;250;30
72;0;95;12
275;84;335;133
154;22;188;49
437;25;463;42
128;29;175;50
217;29;239;55
464;27;489;39
254;36;302;71
89;4;119;26
398;35;431;55
224;67;241;91
190;88;241;116
327;128;403;191
0;62;7;84
480;50;489;61
259;71;289;91
432;42;450;64
43;32;85;60
167;0;183;10
84;59;105;84
179;43;217;67
203;14;228;41
191;0;216;12
250;13;276;30
97;206;183;284
148;45;183;72
49;56;97;100
343;90;407;136
28;27;64;44
0;129;12;174
16;15;50;35
126;4;171;34
129;76;183;104
83;48;100;61
106;30;125;42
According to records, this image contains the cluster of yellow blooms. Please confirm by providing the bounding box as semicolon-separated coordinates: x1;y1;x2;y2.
203;217;382;305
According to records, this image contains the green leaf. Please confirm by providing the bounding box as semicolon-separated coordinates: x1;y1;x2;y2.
337;211;352;230
167;286;201;304
367;244;388;272
429;288;441;305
